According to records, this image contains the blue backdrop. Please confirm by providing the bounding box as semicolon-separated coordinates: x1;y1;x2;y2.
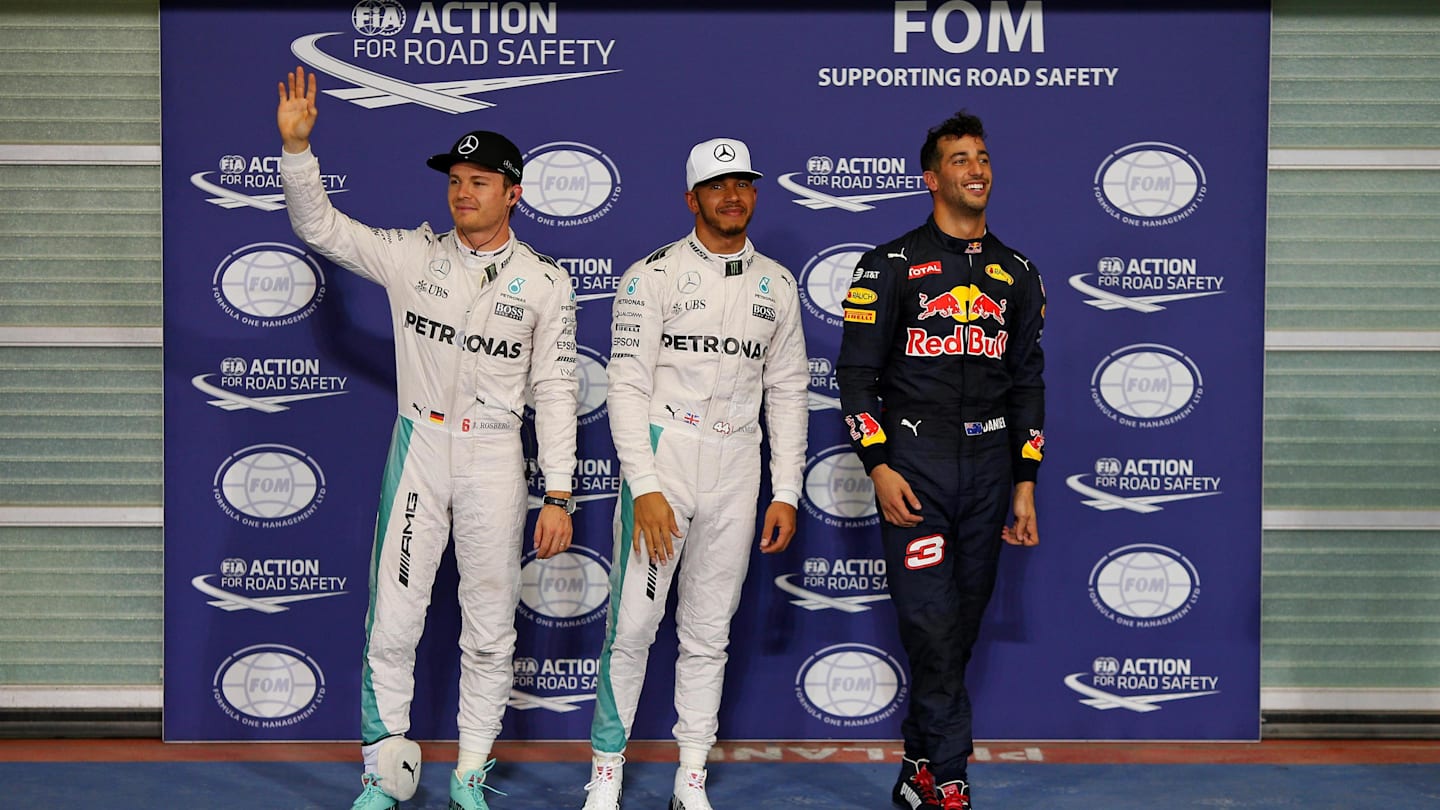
161;0;1270;742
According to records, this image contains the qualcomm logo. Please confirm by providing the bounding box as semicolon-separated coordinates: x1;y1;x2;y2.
509;656;598;714
801;445;878;529
1090;343;1203;427
292;0;620;116
212;444;326;529
798;243;874;328
1064;656;1220;713
1093;142;1207;227
516;142;622;226
212;243;327;326
193;356;349;414
775;556;890;613
1069;255;1224;313
516;545;611;629
1089;543;1200;628
213;643;326;728
778;155;928;212
807;355;841;412
192;557;346;614
192;154;348;212
794;643;907;728
1067;456;1222;514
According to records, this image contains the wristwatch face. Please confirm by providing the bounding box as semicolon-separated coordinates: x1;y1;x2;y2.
544;495;576;514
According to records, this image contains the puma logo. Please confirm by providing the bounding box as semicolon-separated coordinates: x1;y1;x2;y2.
887;248;908;261
664;404;678;419
402;760;418;781
901;418;921;436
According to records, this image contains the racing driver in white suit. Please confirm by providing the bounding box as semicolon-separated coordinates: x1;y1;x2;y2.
578;138;809;810
277;67;578;810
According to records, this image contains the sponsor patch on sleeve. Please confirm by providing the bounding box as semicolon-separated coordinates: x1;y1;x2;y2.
843;308;876;324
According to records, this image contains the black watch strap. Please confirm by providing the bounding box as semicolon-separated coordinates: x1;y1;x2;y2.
542;495;576;515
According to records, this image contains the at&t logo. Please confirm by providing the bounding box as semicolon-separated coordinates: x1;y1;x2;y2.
794;643;907;727
212;243;326;327
1089;543;1201;628
517;142;622;227
212;643;326;728
1093;142;1207;227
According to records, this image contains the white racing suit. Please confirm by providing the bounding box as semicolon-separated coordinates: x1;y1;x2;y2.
280;149;578;755
589;231;808;761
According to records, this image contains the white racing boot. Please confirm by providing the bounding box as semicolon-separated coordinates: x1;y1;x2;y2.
669;766;713;810
581;754;624;809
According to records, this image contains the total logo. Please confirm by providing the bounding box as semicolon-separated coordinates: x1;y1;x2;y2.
516;545;611;629
192;154;348;213
515;142;622;227
801;445;879;529
1064;656;1220;713
778;155;927;213
794;643;908;728
211;243;326;327
1088;543;1200;628
293;1;620;116
1067;456;1222;514
774;556;890;613
798;243;875;328
192;557;347;614
212;643;326;728
509;656;599;714
1089;343;1203;428
211;444;326;529
1069;255;1224;314
193;356;349;414
1093;141;1207;227
807;356;841;412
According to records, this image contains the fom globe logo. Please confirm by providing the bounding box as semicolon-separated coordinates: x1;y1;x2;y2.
212;444;326;529
798;243;874;328
517;545;611;629
1090;343;1203;427
517;142;621;227
212;242;326;327
795;643;907;727
1093;142;1207;227
212;643;326;728
801;445;878;529
576;345;610;426
1089;543;1201;628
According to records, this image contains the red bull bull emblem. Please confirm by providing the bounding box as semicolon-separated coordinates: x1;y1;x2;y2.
917;291;964;320
965;241;983;254
1022;430;1045;461
969;292;1007;325
845;412;887;447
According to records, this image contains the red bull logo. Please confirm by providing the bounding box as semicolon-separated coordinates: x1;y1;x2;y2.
917;291;964;320
845;412;887;447
1022;429;1045;461
905;326;1008;359
970;293;1007;325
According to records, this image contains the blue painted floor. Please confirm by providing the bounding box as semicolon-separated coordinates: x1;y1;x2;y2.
5;759;1440;808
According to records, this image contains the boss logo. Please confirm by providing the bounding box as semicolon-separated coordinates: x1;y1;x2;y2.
494;302;525;321
752;303;776;321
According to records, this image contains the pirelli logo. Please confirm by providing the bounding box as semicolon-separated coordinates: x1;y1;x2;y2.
844;308;876;324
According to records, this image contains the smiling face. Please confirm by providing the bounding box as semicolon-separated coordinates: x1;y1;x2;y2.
924;133;991;216
447;162;515;250
687;174;757;245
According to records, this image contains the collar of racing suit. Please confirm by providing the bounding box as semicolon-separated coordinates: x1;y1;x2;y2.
453;232;515;279
683;229;754;271
925;216;989;254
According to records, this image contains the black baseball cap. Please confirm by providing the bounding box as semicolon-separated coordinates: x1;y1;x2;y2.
426;130;524;182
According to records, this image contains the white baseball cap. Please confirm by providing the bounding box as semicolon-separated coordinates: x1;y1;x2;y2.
685;137;762;188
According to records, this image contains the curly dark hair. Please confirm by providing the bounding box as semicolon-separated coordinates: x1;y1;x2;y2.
920;110;987;173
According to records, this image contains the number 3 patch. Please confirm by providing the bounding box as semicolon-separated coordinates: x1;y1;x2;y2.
904;534;946;569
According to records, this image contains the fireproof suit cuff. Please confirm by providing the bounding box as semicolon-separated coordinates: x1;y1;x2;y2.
857;444;888;476
626;472;661;499
772;488;800;508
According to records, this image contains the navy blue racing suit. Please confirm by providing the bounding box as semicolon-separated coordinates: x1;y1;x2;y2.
836;217;1045;783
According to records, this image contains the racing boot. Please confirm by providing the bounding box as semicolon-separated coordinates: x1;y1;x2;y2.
450;759;507;810
376;736;423;802
580;753;624;809
668;766;713;810
938;779;973;810
350;773;398;810
892;757;942;809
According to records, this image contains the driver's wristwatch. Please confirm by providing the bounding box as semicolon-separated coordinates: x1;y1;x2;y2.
542;494;577;515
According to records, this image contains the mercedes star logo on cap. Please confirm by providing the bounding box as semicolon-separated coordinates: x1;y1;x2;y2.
458;134;480;154
714;143;736;162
